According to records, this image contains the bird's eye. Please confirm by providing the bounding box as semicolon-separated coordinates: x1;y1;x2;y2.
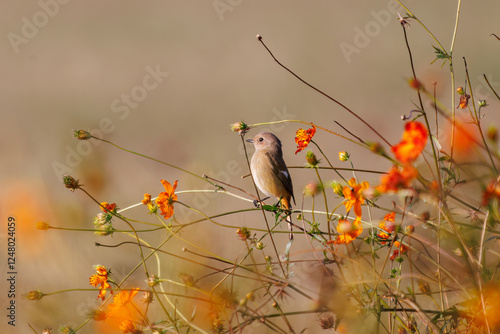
258;137;264;142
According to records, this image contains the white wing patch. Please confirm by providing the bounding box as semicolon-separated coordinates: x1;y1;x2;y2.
280;170;289;178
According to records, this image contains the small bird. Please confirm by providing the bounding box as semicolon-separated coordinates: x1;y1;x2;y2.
246;132;295;239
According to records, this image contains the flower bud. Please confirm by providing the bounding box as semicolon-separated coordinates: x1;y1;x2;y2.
303;182;321;197
36;221;50;231
318;314;335;329
408;78;423;91
456;86;464;95
306;150;320;167
88;309;107;321
147;274;160;287
142;291;154;304
73;129;92;140
417;279;431;295
339;151;349;162
331;181;344;197
236;227;250;240
488;125;498;142
24;290;44;301
230;121;250;135
62;175;81;191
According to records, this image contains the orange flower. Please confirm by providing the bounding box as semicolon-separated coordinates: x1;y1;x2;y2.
89;265;112;301
141;194;151;205
390;240;410;260
119;320;136;333
458;93;471;109
295;125;316;154
408;78;423;91
108;288;140;312
465;283;500;329
100;202;117;213
482;177;500;206
156;180;178;219
391;122;428;163
343;178;369;218
141;193;157;213
378;212;396;243
331;217;362;244
377;165;418;193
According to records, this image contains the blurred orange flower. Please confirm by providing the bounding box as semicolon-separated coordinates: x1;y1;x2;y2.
108;288;140;312
391;122;428;163
465;283;500;330
378;212;396;243
482;177;500;206
119;320;136;333
332;217;363;244
156;180;178;219
378;165;418;193
89;265;112;301
343;178;369;218
295;125;316;154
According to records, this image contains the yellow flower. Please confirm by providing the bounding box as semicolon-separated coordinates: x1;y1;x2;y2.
156;180;178;219
343;178;369;218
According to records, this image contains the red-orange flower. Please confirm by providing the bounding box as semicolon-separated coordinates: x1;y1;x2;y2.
391;122;428;163
482;177;500;206
295;125;316;154
390;240;410;260
89;265;112;301
378;212;396;244
343;178;369;218
377;164;418;193
331;217;363;244
100;202;117;213
156;180;178;219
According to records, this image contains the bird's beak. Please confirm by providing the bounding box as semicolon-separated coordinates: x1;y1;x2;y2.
246;138;254;143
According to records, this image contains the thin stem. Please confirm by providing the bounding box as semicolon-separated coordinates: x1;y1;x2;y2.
256;35;392;147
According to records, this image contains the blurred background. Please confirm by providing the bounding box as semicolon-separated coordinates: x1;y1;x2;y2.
1;0;500;333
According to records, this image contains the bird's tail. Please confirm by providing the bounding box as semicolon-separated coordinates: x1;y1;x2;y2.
281;198;293;240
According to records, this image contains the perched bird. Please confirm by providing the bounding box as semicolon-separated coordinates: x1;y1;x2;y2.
247;132;295;239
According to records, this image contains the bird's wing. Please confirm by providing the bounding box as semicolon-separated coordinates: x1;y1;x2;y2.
266;151;295;205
